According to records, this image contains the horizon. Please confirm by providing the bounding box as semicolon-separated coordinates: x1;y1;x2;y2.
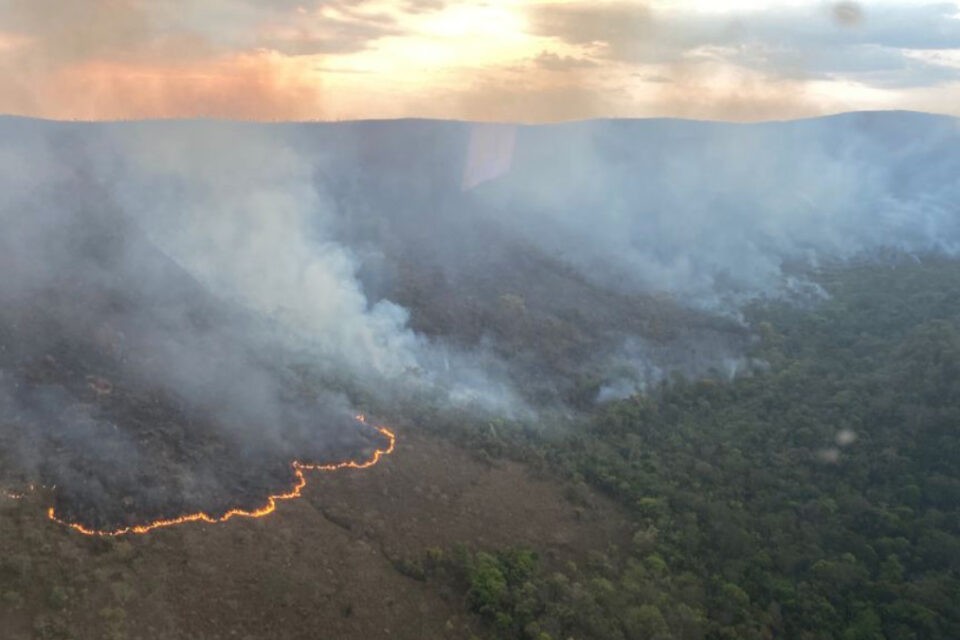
2;106;957;126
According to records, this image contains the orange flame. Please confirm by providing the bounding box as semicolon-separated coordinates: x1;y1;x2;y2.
46;416;396;537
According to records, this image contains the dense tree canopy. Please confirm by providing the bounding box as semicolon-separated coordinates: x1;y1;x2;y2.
430;256;960;640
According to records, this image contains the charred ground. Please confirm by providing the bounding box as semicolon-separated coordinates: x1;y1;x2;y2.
0;171;389;531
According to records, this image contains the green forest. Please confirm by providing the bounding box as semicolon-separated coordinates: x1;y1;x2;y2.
424;257;960;640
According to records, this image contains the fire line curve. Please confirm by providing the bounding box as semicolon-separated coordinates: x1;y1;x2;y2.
46;416;397;537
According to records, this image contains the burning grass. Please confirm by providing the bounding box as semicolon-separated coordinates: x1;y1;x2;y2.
46;417;396;537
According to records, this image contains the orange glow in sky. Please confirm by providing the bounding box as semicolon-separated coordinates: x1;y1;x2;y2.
1;1;958;122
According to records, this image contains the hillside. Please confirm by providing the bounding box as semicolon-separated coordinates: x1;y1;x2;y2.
0;112;958;638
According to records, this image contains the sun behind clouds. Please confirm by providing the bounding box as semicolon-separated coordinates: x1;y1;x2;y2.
0;0;958;121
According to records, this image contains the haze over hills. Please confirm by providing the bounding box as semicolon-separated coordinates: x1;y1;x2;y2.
1;110;959;638
4;111;960;403
0;110;958;525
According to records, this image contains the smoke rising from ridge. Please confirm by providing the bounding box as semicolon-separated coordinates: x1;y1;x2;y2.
0;118;524;527
1;111;959;524
469;113;960;311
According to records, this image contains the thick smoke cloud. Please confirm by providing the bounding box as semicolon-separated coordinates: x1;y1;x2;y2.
471;112;960;311
0;117;523;527
93;122;524;415
1;111;958;523
453;112;960;397
103;124;421;379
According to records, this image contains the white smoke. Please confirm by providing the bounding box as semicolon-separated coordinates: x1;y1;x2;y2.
103;124;422;379
93;122;527;416
473;113;960;311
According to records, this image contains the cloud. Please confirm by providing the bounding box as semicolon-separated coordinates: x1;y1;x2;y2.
527;2;653;45
0;0;455;120
0;0;959;121
533;50;598;72
0;0;261;118
256;2;408;55
832;1;865;28
525;1;960;89
0;52;328;121
717;40;960;89
0;0;153;64
403;0;447;13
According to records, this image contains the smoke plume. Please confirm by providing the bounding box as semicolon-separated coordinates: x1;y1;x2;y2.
1;110;958;525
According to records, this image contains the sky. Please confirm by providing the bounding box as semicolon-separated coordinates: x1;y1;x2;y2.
0;0;959;122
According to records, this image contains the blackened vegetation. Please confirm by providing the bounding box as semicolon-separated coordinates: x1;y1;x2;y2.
0;173;387;531
0;311;385;533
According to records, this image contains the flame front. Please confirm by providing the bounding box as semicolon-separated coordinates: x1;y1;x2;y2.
46;416;396;537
